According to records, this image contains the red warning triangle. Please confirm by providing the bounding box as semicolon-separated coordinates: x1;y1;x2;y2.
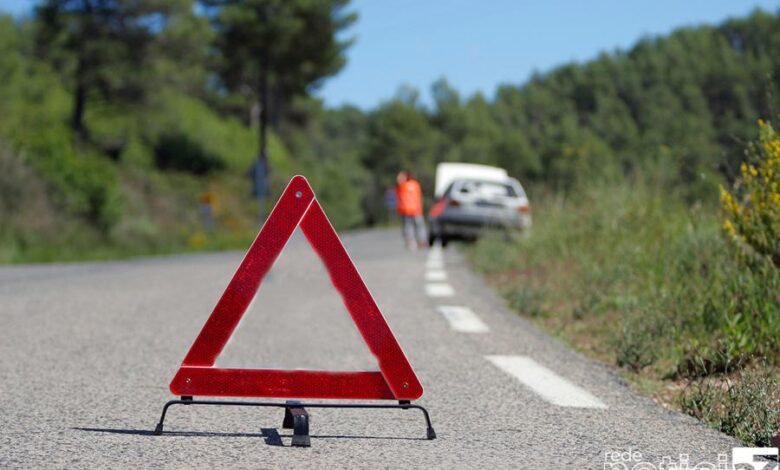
169;176;423;400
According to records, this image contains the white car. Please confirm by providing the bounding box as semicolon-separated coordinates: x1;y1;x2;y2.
428;164;531;246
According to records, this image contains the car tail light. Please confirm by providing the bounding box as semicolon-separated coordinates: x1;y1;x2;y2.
429;199;447;217
518;203;531;214
429;197;461;218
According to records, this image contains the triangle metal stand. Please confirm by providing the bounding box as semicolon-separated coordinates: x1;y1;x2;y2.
153;397;436;447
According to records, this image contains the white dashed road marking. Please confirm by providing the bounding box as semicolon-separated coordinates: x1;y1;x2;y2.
425;283;455;297
436;306;489;333
485;355;608;409
426;248;443;266
425;259;444;270
425;270;447;281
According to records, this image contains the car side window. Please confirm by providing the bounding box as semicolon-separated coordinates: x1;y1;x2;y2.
443;182;456;197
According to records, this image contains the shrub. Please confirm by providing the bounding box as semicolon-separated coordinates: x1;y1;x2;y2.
680;368;780;446
615;310;661;372
720;120;780;268
505;285;546;318
153;132;225;175
23;128;122;232
469;170;780;375
0;142;40;215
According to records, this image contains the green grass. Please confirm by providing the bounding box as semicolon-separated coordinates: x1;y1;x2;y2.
467;178;780;445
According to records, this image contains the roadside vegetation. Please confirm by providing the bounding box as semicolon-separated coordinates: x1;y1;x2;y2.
0;3;360;262
469;122;780;445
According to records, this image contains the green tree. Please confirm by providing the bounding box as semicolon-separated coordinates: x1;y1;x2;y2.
150;0;213;97
279;98;370;228
205;0;356;201
34;0;184;141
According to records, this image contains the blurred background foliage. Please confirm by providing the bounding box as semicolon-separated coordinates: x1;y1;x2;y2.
2;6;780;261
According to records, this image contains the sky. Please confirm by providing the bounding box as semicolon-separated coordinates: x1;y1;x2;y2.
315;0;780;109
2;0;779;109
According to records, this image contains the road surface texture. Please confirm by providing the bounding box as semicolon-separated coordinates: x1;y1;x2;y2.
1;229;740;468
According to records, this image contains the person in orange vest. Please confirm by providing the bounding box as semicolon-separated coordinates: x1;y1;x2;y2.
396;170;427;249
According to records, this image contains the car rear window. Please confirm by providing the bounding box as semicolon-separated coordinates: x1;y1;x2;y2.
458;181;518;198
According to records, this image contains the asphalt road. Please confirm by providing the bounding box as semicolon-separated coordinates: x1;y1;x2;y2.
1;228;740;468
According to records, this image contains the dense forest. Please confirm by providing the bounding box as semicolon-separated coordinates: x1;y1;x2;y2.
0;4;779;260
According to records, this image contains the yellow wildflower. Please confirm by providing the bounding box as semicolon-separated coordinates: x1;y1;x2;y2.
722;219;736;237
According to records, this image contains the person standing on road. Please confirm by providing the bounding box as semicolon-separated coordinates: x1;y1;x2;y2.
396;170;427;250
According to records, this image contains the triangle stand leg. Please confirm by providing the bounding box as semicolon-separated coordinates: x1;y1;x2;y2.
282;400;310;447
282;400;300;429
152;398;436;445
288;405;311;447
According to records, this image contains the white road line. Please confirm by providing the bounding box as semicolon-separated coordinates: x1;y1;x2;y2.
436;306;489;333
425;259;444;270
425;270;447;281
485;355;608;409
425;283;455;297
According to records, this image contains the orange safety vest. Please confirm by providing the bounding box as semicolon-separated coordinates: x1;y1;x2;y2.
396;179;423;216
